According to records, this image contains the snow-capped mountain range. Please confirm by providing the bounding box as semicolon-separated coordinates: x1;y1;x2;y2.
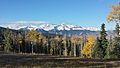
0;21;100;36
0;23;99;31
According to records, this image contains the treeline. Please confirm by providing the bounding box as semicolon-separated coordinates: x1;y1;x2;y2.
0;27;85;57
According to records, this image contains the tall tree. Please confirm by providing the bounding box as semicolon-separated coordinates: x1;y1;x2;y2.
107;3;120;58
82;35;95;58
3;28;11;52
62;35;68;56
112;24;120;58
50;37;56;55
107;3;120;35
54;36;62;55
16;33;23;53
100;23;108;58
92;37;104;59
71;35;81;57
26;29;42;54
105;36;113;59
92;24;108;59
112;36;120;58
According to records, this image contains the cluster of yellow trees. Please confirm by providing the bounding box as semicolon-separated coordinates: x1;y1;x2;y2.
19;29;96;58
3;28;95;58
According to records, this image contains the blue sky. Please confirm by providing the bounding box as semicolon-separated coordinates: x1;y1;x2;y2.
0;0;118;30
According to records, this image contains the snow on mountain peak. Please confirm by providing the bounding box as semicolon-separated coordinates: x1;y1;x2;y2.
0;21;99;31
38;24;56;31
24;25;38;30
56;24;70;30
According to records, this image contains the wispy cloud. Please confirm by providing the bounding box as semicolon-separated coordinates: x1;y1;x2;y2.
8;21;49;24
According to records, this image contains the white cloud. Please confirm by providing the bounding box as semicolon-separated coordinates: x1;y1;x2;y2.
9;21;49;24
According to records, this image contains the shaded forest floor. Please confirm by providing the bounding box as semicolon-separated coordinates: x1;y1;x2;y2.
0;52;120;68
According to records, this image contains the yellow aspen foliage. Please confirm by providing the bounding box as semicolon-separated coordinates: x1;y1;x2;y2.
107;4;120;22
26;29;43;43
81;35;96;58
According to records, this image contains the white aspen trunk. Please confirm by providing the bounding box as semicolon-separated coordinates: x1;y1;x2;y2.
64;42;67;56
31;42;33;54
74;43;76;57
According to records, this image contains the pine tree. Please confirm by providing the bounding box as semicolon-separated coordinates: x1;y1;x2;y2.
112;24;120;58
92;37;104;59
100;23;109;58
105;36;113;59
112;36;120;58
92;24;108;59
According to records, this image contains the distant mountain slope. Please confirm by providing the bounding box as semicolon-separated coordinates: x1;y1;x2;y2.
0;23;99;36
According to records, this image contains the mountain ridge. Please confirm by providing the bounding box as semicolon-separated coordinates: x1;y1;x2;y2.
0;23;99;31
0;22;100;36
